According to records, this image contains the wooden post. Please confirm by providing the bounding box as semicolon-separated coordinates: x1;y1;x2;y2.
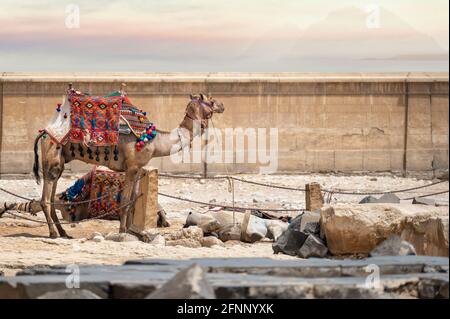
305;183;323;211
129;167;158;233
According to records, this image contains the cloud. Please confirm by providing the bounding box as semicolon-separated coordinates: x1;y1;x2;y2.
0;0;447;71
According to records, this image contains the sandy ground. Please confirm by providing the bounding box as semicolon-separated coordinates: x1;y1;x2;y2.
0;173;448;276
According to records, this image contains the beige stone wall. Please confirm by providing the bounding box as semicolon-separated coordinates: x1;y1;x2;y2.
0;73;448;176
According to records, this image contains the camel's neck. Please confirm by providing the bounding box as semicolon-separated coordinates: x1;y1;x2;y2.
151;115;201;158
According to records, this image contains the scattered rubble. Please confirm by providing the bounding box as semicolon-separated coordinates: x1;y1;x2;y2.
370;235;417;257
272;211;327;258
184;211;288;244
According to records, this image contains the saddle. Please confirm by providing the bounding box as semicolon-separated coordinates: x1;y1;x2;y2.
45;88;156;159
69;91;122;146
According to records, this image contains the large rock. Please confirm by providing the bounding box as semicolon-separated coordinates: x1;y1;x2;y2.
146;264;216;299
272;214;308;256
320;204;449;256
370;235;416;257
401;215;449;257
298;234;328;258
299;211;321;232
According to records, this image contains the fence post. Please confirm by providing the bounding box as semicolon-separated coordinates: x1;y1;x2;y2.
305;183;323;211
129;167;158;233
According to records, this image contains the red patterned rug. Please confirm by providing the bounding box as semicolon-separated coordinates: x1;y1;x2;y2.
68;93;122;146
63;166;125;220
88;167;125;218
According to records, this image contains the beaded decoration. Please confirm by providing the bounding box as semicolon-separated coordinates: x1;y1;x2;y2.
135;123;157;151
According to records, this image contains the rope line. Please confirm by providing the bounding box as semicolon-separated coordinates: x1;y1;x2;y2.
159;174;448;195
402;190;449;201
0;173;146;206
3;194;142;225
158;191;306;212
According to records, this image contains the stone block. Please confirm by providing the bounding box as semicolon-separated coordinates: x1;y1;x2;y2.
146;264;216;299
305;183;323;211
369;235;417;257
129;167;158;233
320;203;449;256
298;234;328;258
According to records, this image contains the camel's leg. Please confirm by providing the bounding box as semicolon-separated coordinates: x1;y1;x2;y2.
50;179;72;238
119;168;139;233
40;177;59;238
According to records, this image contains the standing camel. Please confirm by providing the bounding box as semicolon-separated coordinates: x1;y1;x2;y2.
33;88;224;238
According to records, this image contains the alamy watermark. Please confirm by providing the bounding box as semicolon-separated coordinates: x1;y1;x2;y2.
365;4;381;29
358;264;381;289
169;122;279;174
65;4;80;29
65;264;80;288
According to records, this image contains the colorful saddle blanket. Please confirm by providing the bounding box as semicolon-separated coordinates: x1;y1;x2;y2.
120;100;151;136
69;93;122;146
44;90;157;156
63;166;125;220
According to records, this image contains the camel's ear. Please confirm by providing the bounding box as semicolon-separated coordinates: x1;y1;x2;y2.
200;93;208;101
190;94;194;100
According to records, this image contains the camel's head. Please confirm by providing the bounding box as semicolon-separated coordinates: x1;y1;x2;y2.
186;93;225;129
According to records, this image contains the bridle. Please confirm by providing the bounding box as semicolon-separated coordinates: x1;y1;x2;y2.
185;98;214;126
178;97;216;156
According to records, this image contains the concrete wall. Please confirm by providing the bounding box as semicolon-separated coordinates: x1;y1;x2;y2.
0;73;448;176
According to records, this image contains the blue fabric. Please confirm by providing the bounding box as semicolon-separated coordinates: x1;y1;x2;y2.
66;178;85;201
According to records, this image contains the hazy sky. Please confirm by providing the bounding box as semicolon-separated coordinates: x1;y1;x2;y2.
0;0;448;71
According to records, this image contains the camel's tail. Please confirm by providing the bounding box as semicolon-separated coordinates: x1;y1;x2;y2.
33;131;45;185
